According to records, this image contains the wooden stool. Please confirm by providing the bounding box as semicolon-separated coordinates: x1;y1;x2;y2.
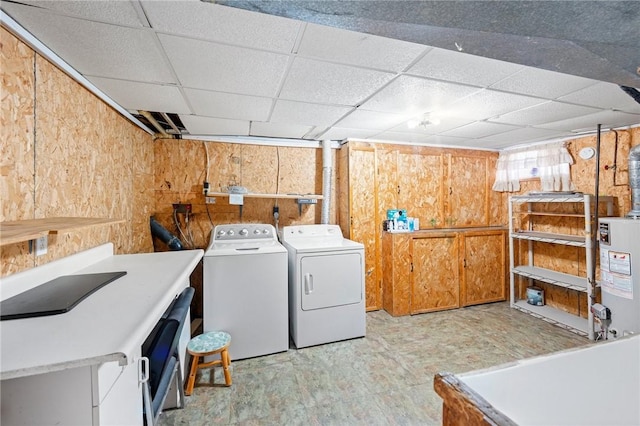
185;331;232;395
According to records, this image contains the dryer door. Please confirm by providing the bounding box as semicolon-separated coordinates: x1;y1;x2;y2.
299;252;363;311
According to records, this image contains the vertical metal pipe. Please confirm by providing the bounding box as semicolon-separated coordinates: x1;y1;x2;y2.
590;124;602;304
321;140;332;224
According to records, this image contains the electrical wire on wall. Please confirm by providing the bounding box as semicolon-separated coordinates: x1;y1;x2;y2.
273;146;281;235
173;206;195;249
203;141;214;227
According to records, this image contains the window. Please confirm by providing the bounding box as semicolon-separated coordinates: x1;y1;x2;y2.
492;142;575;192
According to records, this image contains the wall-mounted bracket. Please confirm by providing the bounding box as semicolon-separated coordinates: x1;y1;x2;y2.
297;198;318;215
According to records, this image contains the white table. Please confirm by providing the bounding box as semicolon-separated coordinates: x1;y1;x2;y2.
0;243;203;425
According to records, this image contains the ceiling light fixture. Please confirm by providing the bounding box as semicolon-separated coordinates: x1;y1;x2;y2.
407;114;441;130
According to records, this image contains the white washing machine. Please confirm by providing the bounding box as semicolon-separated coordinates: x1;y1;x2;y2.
203;224;288;360
280;224;366;348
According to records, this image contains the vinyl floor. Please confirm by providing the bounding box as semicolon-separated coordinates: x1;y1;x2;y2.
158;302;589;425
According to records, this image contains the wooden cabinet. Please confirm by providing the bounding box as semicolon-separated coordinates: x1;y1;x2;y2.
338;144;381;311
338;141;500;313
447;153;492;227
411;232;459;314
382;228;507;316
397;152;445;227
461;230;507;306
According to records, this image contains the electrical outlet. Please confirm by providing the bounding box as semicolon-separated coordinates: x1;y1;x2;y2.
205;197;216;204
35;235;48;256
172;203;192;213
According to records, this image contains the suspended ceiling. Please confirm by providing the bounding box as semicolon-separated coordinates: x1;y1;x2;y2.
1;0;639;150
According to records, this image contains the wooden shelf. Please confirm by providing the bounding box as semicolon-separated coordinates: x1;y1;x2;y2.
0;217;124;245
208;192;323;200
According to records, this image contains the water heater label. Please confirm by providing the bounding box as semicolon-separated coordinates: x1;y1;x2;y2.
601;250;634;300
609;251;631;275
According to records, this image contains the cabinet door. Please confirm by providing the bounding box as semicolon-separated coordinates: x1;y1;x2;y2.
411;234;460;314
461;231;507;306
349;148;380;311
397;152;445;227
448;154;490;227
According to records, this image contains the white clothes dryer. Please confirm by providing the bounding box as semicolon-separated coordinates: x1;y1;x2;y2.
280;224;366;348
203;224;288;360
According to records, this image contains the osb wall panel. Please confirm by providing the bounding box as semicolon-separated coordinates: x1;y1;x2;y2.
0;28;35;272
153;139;336;251
1;30;154;277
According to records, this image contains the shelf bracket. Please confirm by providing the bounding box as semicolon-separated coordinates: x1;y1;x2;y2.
297;198;318;215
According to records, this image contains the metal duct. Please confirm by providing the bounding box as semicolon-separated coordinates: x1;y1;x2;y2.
321;140;332;224
627;144;640;219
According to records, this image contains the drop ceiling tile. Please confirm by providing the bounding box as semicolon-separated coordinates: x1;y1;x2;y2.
297;23;428;72
180;115;249;135
159;34;289;97
279;58;395;106
359;75;481;115
422;134;477;147
441;121;522;139
334;109;409;131
536;110;640;133
142;1;301;53
490;101;601;126
441;89;547;121
558;82;640;113
4;1;146;27
475;127;571;147
369;131;434;145
87;77;191;114
250;122;314;139
316;127;381;141
407;47;523;87
271;100;353;127
2;4;176;83
490;66;598;99
183;88;272;121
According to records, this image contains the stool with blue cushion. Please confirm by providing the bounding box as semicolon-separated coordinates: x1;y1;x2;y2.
185;331;232;395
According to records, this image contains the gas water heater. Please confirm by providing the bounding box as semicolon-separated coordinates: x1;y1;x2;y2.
598;217;640;337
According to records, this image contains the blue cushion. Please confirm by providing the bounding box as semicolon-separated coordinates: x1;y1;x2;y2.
188;331;231;353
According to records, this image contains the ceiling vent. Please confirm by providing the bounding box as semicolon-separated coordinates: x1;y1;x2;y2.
133;111;187;138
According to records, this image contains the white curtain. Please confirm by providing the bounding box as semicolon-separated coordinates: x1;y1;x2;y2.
492;142;575;192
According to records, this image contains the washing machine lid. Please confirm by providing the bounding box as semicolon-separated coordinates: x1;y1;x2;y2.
205;239;286;256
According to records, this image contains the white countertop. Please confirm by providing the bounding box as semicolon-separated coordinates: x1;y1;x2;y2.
0;245;203;380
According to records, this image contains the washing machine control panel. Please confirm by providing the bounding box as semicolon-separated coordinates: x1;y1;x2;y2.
213;224;276;241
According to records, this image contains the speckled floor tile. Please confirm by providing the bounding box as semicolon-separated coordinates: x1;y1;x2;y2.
158;302;589;426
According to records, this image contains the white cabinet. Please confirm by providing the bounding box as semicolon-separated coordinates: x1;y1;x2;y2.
0;244;203;425
509;193;614;340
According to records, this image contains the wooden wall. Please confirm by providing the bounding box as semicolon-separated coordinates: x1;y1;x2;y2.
152;139;336;251
1;28;155;277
